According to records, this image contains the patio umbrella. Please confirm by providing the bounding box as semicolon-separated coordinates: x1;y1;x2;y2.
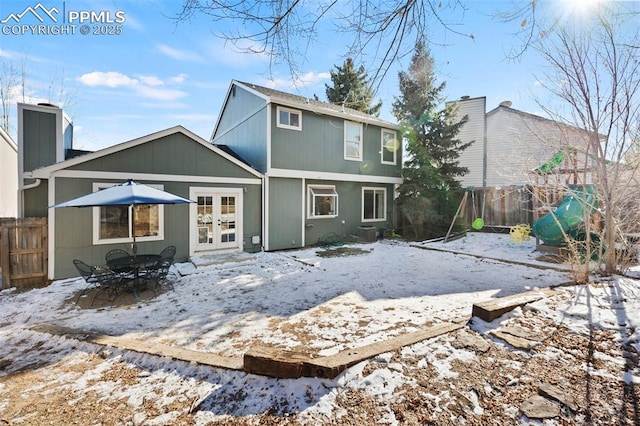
50;180;194;255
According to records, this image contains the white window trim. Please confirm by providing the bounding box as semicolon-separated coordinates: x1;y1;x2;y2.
344;121;363;161
276;105;302;131
92;182;165;245
381;129;398;165
308;184;339;219
362;186;387;222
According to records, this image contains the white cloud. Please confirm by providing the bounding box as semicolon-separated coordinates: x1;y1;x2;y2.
157;44;203;62
78;71;138;88
169;73;188;84
136;85;187;101
138;75;164;86
266;71;331;91
77;71;187;101
297;71;331;85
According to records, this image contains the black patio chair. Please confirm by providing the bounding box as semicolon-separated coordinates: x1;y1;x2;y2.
73;259;125;306
105;248;129;263
142;245;176;290
105;248;135;281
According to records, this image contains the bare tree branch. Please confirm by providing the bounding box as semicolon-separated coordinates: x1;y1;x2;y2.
0;58;20;133
532;4;640;275
173;1;473;92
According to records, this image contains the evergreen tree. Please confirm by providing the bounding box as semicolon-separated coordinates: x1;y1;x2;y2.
393;41;472;238
325;58;382;116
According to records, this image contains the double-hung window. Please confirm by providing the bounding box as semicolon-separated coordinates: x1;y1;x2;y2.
308;185;338;218
93;183;164;245
362;187;386;222
381;129;398;165
344;121;363;161
277;106;302;131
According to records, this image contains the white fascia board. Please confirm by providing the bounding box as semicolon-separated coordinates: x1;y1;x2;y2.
30;125;262;179
269;168;403;184
48;169;262;185
233;80;272;102
210;81;270;141
210;83;235;141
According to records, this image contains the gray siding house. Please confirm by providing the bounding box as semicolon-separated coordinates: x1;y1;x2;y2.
18;80;403;280
19;103;262;279
212;81;403;251
450;97;595;188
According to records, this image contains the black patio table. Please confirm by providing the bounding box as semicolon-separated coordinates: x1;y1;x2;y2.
106;254;161;291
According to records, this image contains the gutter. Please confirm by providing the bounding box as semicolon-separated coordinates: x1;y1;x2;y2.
18;174;42;217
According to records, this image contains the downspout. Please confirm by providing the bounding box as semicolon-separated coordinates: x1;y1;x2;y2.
47;175;56;280
301;178;306;247
18;176;42;217
261;175;266;252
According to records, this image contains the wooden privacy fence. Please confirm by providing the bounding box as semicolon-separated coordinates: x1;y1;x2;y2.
461;186;534;229
0;217;48;290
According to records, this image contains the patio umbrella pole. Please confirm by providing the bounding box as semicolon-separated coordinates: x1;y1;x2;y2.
131;204;137;257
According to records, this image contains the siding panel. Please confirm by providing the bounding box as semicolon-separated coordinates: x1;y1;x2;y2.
451;97;486;188
268;178;303;250
486;108;591;186
23;109;57;173
271;107;401;178
67;133;257;179
213;86;268;172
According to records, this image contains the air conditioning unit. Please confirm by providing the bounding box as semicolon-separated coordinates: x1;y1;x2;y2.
357;226;377;243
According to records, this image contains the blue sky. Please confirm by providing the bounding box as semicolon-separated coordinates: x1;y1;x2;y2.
0;1;575;151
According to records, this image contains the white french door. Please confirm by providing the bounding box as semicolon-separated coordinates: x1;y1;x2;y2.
190;188;242;253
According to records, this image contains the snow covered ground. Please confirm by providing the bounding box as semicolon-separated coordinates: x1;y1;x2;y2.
1;232;639;424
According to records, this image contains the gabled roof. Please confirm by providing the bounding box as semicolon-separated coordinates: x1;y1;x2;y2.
29;125;262;179
487;104;605;140
231;80;399;129
487;104;557;124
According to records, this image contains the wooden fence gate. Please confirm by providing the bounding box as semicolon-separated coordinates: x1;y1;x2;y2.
0;217;48;290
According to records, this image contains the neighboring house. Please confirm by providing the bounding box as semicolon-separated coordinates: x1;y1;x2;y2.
211;80;403;251
0;126;18;217
450;96;596;188
19;103;263;279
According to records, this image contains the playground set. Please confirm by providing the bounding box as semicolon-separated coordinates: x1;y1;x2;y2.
444;148;602;257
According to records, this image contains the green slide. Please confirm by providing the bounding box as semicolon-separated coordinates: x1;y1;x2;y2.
532;186;597;247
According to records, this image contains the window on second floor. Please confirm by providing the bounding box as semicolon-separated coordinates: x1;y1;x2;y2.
362;187;386;222
308;185;338;218
277;106;302;131
344;121;363;161
381;129;398;165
